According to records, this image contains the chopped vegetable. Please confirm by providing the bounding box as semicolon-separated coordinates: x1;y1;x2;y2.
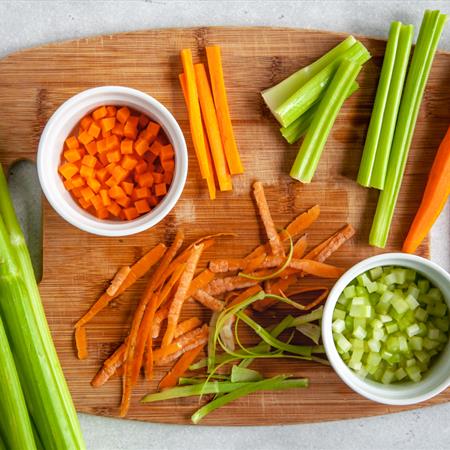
230;365;263;383
403;125;450;253
192;289;225;311
106;266;131;296
91;343;126;388
75;326;88;360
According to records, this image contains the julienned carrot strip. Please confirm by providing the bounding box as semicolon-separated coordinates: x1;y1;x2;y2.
75;243;166;328
174;317;203;339
253;181;285;257
227;285;263;309
185;269;215;298
403;125;450;253
242;252;267;273
74;327;88;360
156;333;209;366
289;259;345;278
204;276;258;296
194;63;233;192
192;289;225;311
156;263;186;309
209;258;244;273
91;343;126;388
162;244;205;347
106;266;131;296
152;303;171;339
205;45;243;175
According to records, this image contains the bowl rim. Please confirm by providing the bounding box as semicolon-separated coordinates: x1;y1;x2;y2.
322;252;450;405
37;86;188;237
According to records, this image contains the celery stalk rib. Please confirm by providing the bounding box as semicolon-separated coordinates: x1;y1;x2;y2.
290;59;363;183
369;10;447;248
0;314;37;450
370;24;414;189
261;35;357;114
0;167;85;450
357;22;402;187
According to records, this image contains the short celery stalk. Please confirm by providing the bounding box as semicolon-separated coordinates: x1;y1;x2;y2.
357;21;403;187
369;10;448;248
0;315;37;450
290;59;363;183
0;167;85;450
370;24;414;189
274;41;370;127
261;35;357;114
280;81;359;144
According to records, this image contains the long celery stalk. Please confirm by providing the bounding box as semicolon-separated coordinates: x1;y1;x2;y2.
261;35;357;114
369;10;447;247
0;433;5;450
0;167;85;450
357;21;403;187
370;24;414;189
290;59;363;183
0;315;36;450
274;41;370;127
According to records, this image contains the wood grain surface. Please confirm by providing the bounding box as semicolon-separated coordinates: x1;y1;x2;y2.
0;27;448;425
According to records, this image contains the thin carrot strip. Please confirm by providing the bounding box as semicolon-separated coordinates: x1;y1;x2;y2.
152;303;170;339
159;345;204;389
205;275;258;296
289;259;345;278
242;252;267;273
156;263;187;309
74;327;88;360
174;317;203;339
91;343;126;388
227;285;263;309
162;244;205;347
185;269;215;298
253;181;284;257
209;258;244;273
106;266;131;296
205;45;243;174
192;289;225;311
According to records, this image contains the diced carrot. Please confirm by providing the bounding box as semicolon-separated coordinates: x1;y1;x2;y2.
134;138;149;156
149;141;162;156
91;194;103;211
120;139;134;155
80;116;93;130
97;152;108;166
119;210;126;220
78;197;91;209
82;154;97;168
72;187;83;198
105;176;118;188
153;172;164;184
161;159;175;172
85;141;98;156
87;122;101;139
160;144;174;161
116;196;131;208
80;165;95;179
137;172;154;188
144;152;157;165
147;121;160;138
121;154;138;171
121;181;134;196
106;135;120;151
135;199;151;214
135;187;150;199
116;106;130;124
87;177;101;193
123;121;137;140
148;195;158;207
139;114;149;129
105;162;116;175
92;106;107;121
109;185;125;199
59;162;79;179
96;208;109;220
64;149;82;163
112;122;124;137
127;116;139;128
134;161;148;175
112;165;128;183
102;130;111;139
97;138;108;153
64;179;75;191
107;201;121;217
100;117;116;133
100;189;111;206
96;168;108;183
163;171;173;184
65;135;79;149
106;105;117;117
78;130;94;146
123;207;139;220
154;183;167;197
72;175;85;188
106;149;121;164
81;186;95;202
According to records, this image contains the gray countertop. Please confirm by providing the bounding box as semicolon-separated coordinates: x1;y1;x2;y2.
1;1;449;449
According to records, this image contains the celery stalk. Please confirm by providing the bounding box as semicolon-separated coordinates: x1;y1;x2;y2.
0;315;36;450
357;21;403;187
290;59;363;183
0;434;5;450
261;36;357;114
0;167;85;450
369;10;447;247
274;42;370;127
370;24;414;189
280;81;359;144
291;306;324;327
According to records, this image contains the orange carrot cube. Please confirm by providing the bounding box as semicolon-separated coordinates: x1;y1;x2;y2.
153;172;164;184
78;130;94;146
147;121;161;138
80;165;95;179
163;171;174;184
85;141;98;156
97;138;108;153
144;152;157;165
136;172;153;188
106;106;117;117
135;199;151;214
161;159;175;172
87;122;101;139
138;114;150;129
72;187;83;198
116;196;131;208
105;176;118;188
78;197;91;209
127;116;139;128
121;154;138;171
96;167;108;183
102;129;111;138
106;135;120;151
63;149;82;163
97;152;109;166
71;175;85;187
96;208;110;220
87;177;101;193
107;201;121;217
92;106;107;121
100;117;116;133
123;207;139;220
100;189;111;206
123;121;137;140
65;136;80;149
59;162;79;180
160;144;174;161
116;106;130;124
121;181;134;196
120;139;134;155
112;123;124;137
134;161;147;175
106;149;121;164
134;138;149;156
63;179;75;191
82;154;97;168
135;187;150;199
108;185;126;199
154;182;167;197
80;116;93;130
91;194;103;211
112;165;128;183
149;141;162;156
148;195;158;207
81;186;95;202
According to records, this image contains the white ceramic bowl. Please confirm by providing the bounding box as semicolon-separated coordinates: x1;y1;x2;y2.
322;253;450;405
37;86;188;236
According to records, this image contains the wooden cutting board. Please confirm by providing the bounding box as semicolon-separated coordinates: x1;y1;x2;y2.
0;27;449;425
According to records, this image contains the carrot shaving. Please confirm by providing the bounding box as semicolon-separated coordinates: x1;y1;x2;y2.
192;289;225;311
75;326;88;360
242;252;267;273
106;266;131;296
174;317;203;339
289;259;345;278
209;258;244;273
158;344;204;389
186;269;215;298
156;263;187;309
204;275;259;296
91;343;126;388
227;285;263;309
151;303;170;339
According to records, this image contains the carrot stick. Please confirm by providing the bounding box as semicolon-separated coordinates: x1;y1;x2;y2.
162;244;205;347
289;259;345;278
242;252;267;273
205;275;259;296
283;205;320;240
179;71;216;199
205;45;243;174
158;345;204;389
209;258;244;273
91;343;126;388
403;125;450;253
74;326;88;360
106;266;131;296
75;243;166;328
185;269;215;298
227;285;263;309
174;317;203;339
156;263;186;309
192;289;225;311
195;63;233;192
253;181;284;257
152;303;170;338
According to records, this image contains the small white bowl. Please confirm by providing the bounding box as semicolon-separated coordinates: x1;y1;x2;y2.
37;86;188;236
322;253;450;405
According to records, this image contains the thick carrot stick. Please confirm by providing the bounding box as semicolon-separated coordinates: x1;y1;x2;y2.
158;345;204;389
227;285;263;309
195;63;233;192
151;303;170;339
205;275;258;296
192;289;225;311
174;317;203;339
205;45;243;174
106;266;131;296
74;327;88;360
403;126;450;253
91;343;126;388
185;269;215;298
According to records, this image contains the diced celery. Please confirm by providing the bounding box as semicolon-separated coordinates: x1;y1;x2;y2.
415;307;428;322
370;318;383;329
384;272;397;286
428;288;443;302
351;338;365;351
368;339;381;352
372;327;385;341
376;282;388;294
333;308;346;321
398;335;408;352
381;349;394;361
380;314;393;323
417;322;428;337
382;368;396;384
434;317;449;332
407;285;420;299
367;352;382;367
405;294;420;310
386;322;399;334
395;367;407;380
409;336;423;351
437;330;448;344
429;303;447;317
349;349;364;365
336;334;352;353
392;296;409;315
337;294;349;306
405;269;416;282
406;323;421;337
370;267;383;281
349;304;372;319
418;279;430;294
344;285;356;299
355;286;367;297
357;273;371;287
356;366;368;379
353;318;367;329
386;336;400;352
414;350;430;364
427;328;440;340
423;337;439;350
332;319;346;333
353;326;367;340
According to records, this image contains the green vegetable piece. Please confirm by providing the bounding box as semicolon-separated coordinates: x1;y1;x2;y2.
230;366;263;383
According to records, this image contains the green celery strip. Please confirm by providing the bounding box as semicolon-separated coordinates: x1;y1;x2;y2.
191;376;309;423
290;59;363;183
291;306;324;327
261;36;357;114
0;167;85;450
274;41;370;127
0;315;36;450
370;24;414;189
357;21;403;186
280;81;359;144
0;434;5;450
369;10;447;247
230;366;263;382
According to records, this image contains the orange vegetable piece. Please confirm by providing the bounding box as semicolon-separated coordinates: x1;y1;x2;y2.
116;196;131;208
59;162;79;180
97;138;108;153
163;171;173;184
78;197;91;209
87;122;101;139
100;189;111;206
85;141;98;156
134;138;149;156
65;136;79;149
64;149;82;163
112;123;124;137
135;187;150;199
92;106;107;121
100;117;116;133
105;176;118;188
135;199;151;214
78;130;94;146
121;181;134;196
123;121;137;140
153;172;164;184
106;149;121;164
161;159;175;172
112;165;128;183
72;187;83;198
96;168;108;183
139;114;149;129
109;185;126;199
96;208;109;220
137;172;154;188
80;165;95;179
82;154;97;168
107;201;121;217
87;177;101;193
106;135;120;151
106;106;117;117
81;186;95;202
149;141;162;156
105;163;116;175
148;195;158;207
71;175;85;187
80;116;93;130
63;179;75;191
127;116;139;128
120;139;134;155
91;194;103;211
121;155;138;171
123;207;139;220
154;183;167;197
160;144;174;161
134;161;147;175
97;152;108;166
116;106;131;124
147;121;160;138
